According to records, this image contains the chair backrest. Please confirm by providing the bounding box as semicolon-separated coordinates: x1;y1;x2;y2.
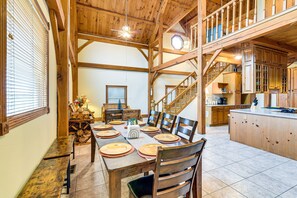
147;110;161;127
122;109;141;121
174;117;198;143
159;113;177;133
153;138;207;198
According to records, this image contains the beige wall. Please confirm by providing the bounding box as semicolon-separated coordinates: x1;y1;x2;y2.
0;0;57;197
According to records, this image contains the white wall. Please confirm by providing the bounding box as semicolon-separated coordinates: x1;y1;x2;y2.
0;1;57;197
78;40;148;117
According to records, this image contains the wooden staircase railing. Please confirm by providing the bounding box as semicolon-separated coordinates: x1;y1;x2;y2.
165;80;198;115
204;62;231;86
190;0;297;49
153;72;197;112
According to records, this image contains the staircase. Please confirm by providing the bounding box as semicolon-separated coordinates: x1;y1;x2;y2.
153;61;231;115
153;72;198;115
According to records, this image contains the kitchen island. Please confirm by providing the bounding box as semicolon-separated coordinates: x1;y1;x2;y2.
230;108;297;160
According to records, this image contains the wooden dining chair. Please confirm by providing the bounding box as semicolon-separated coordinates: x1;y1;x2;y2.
174;117;198;143
159;113;177;133
127;138;207;198
147;110;161;127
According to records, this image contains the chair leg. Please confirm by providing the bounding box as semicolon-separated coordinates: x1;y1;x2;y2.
67;160;70;194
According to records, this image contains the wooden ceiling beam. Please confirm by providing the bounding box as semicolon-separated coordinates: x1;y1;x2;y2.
78;40;93;53
149;0;170;44
203;48;222;75
152;50;197;72
164;2;197;33
78;33;148;49
251;37;297;53
47;0;65;30
153;47;188;55
77;2;168;27
137;48;148;61
78;62;149;73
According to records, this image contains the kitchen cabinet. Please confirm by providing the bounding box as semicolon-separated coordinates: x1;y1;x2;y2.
206;104;251;126
242;44;288;94
223;72;242;105
288;67;297;107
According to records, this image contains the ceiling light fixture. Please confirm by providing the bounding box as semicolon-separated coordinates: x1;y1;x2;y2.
120;0;131;39
235;54;242;60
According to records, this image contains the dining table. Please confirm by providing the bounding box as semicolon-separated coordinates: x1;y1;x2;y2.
90;123;203;198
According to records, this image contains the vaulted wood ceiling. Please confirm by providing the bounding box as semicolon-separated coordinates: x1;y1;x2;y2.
77;0;230;44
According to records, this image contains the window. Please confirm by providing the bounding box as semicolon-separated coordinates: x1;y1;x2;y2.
171;35;184;50
0;0;49;135
106;85;127;105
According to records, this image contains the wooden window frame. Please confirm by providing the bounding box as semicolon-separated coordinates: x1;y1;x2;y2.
106;85;128;106
0;0;50;136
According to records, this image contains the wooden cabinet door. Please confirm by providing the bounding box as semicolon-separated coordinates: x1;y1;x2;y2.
263;50;272;64
292;68;297;91
272;52;281;65
291;91;297;107
280;54;288;66
253;47;263;63
268;66;276;89
217;107;224;124
275;67;282;89
242;63;254;93
223;107;230;123
211;107;218;125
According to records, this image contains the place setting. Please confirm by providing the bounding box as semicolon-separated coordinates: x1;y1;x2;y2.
140;126;161;133
137;143;167;160
154;133;181;144
99;142;135;158
93;124;113;131
109;120;125;125
95;130;120;139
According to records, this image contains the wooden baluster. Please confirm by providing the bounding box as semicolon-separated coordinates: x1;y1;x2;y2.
221;9;224;38
263;0;266;19
195;27;197;48
254;0;257;23
206;18;209;43
232;1;236;32
190;26;193;50
226;5;230;35
216;12;219;40
283;0;287;11
272;0;276;15
211;15;214;41
239;0;243;30
246;0;250;26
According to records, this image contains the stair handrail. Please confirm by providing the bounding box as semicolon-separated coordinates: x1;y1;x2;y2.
166;79;198;109
154;71;197;110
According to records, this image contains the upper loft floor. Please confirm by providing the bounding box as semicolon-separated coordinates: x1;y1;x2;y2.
189;0;297;55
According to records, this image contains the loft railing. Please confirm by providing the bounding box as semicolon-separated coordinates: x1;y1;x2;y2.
190;0;297;49
153;72;197;112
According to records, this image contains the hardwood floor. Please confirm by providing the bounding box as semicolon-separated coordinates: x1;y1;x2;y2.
63;125;297;198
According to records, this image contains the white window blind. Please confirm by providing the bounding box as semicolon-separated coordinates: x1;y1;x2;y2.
6;0;48;117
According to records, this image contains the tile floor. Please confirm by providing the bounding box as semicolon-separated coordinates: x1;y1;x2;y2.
65;126;297;198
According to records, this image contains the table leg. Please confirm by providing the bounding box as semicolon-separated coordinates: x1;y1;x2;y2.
192;159;202;198
91;133;95;162
109;171;121;198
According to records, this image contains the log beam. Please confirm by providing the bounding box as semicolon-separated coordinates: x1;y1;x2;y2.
78;62;149;73
47;0;65;30
78;33;148;49
137;48;148;61
203;48;222;75
251;37;297;53
78;40;93;53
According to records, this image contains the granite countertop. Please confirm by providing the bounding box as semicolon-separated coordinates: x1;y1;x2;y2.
230;108;297;119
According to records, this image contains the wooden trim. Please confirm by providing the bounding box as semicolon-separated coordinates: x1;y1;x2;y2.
203;48;222;75
137;48;148;61
7;108;48;130
158;70;191;76
152;50;197;72
78;40;93;53
78;2;156;26
47;0;65;30
69;41;76;64
106;85;127;106
251;37;297;53
203;7;297;54
0;0;7;136
78;33;148;49
33;0;50;30
78;62;149;73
